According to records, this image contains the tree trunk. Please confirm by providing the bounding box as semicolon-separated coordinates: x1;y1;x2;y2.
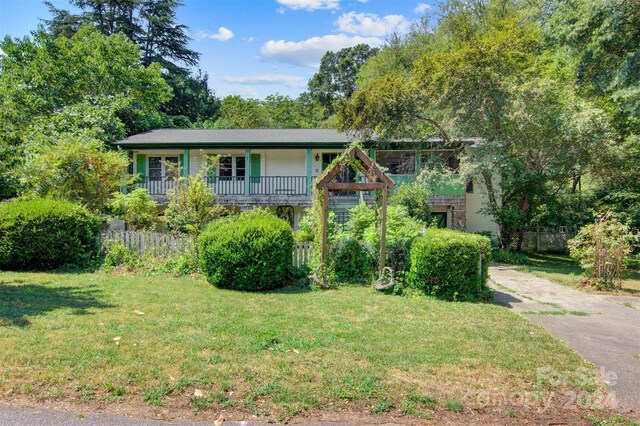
516;228;525;252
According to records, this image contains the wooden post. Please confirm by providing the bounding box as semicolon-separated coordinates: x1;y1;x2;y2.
321;186;329;265
379;185;388;276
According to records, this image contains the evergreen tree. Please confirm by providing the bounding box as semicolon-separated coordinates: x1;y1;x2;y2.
45;0;218;124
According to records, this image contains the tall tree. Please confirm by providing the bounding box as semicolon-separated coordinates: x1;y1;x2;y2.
545;0;640;227
338;1;609;250
0;26;171;197
45;0;219;124
307;44;379;117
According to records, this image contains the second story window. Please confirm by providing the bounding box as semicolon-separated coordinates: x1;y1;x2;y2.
219;156;233;177
218;155;246;179
376;151;415;174
235;157;246;180
149;156;178;180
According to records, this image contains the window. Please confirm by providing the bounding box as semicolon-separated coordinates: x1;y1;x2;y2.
422;151;460;172
219;156;233;177
235;156;246;180
148;156;178;180
218;155;246;178
149;157;162;180
165;156;179;178
466;180;474;193
376;151;415;174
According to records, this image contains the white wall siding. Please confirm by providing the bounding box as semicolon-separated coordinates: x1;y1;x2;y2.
264;150;306;176
465;178;500;235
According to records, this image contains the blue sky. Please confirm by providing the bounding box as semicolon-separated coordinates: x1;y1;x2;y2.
0;0;436;99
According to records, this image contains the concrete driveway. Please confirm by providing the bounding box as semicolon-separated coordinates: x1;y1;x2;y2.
490;266;640;413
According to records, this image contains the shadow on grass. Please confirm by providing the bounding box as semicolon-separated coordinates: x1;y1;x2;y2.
0;281;114;327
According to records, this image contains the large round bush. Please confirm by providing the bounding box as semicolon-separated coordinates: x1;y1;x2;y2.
0;198;100;270
408;228;491;301
198;213;294;290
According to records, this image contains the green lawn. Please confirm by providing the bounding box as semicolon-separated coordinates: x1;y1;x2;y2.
515;253;640;296
0;272;597;422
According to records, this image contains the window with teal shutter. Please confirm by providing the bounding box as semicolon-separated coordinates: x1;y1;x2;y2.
250;154;261;183
136;154;146;181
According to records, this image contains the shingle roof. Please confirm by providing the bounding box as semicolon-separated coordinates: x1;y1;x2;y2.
113;128;357;146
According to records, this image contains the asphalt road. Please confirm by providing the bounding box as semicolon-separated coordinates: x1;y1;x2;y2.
490;266;640;413
0;404;231;426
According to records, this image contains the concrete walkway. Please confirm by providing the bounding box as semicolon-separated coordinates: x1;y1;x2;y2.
490;266;640;412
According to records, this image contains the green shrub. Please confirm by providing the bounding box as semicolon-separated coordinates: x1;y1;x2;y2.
0;198;100;270
390;182;431;222
330;240;375;284
199;213;294;290
102;240;139;268
158;251;197;275
296;208;340;243
109;188;158;231
492;249;529;265
407;229;492;301
568;215;636;289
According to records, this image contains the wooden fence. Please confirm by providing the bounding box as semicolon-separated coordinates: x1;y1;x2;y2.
293;241;312;268
100;231;193;257
515;226;577;253
101;230;313;267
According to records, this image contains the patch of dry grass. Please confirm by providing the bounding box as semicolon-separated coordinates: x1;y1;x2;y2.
0;271;597;421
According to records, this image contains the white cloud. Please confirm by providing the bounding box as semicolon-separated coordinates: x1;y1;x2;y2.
195;26;234;41
357;0;368;3
261;34;382;68
226;87;260;97
336;12;410;36
222;74;307;88
276;0;340;11
414;2;431;14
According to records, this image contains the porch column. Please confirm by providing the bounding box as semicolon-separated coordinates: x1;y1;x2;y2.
244;148;250;196
368;149;376;161
415;149;421;175
182;149;190;178
306;148;313;195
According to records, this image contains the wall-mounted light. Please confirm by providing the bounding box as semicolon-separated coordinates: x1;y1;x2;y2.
315;153;320;162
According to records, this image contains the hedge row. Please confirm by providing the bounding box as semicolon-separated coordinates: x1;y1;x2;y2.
198;213;294;291
408;228;491;301
0;198;100;270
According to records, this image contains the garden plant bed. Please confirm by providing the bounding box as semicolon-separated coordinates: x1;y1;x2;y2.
0;272;633;424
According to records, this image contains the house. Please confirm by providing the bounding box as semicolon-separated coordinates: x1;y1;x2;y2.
113;128;498;234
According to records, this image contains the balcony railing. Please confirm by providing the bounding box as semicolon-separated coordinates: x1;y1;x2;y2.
136;176;308;196
206;176;244;195
250;176;307;195
137;177;179;195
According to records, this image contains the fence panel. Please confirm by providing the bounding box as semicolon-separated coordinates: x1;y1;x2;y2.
103;231;314;266
101;230;193;257
293;241;312;268
508;226;577;253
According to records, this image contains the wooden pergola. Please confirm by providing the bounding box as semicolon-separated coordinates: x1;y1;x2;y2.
315;146;395;275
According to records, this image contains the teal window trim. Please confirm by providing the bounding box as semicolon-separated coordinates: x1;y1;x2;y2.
244;148;250;195
306;148;312;195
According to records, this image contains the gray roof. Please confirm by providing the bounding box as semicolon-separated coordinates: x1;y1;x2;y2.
114;128;357;147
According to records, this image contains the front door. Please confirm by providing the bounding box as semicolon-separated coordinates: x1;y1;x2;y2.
431;212;447;228
322;153;356;195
